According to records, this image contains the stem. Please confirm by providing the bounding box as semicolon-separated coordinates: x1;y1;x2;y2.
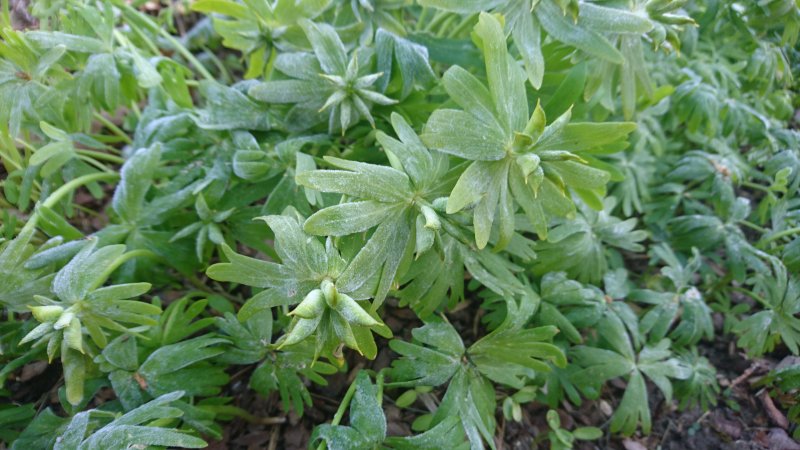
739;220;767;234
741;180;770;193
77;149;125;165
448;13;477;38
114;1;215;82
435;16;457;38
424;10;449;33
316;377;359;450
88;249;156;292
415;7;429;32
77;154;112;172
187;275;240;303
18;172;119;235
93;113;132;145
760;227;800;244
204;405;286;425
376;371;384;405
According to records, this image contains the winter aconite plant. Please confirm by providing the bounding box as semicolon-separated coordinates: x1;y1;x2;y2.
1;0;799;449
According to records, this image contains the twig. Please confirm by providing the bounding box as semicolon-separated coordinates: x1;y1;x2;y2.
759;390;789;429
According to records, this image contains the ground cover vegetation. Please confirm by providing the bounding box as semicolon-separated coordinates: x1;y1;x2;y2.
0;0;799;448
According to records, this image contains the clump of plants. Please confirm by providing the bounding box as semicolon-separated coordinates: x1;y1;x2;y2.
1;0;799;448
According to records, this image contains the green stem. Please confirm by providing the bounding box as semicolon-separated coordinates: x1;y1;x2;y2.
448;13;477;38
761;227;800;244
114;1;215;82
39;173;118;207
93;113;132;145
424;10;450;33
77;155;112;173
741;180;770;193
436;16;457;38
316;377;359;450
376;370;384;405
20;172;120;235
88;249;156;292
415;7;429;31
202;405;286;425
739;220;767;234
77;149;125;165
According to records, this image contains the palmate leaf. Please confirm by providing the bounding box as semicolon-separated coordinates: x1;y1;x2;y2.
531;197;647;284
419;0;652;88
311;371;386;450
99;334;229;409
297;113;452;308
375;29;437;98
469;296;566;389
0;227;57;312
631;247;713;346
52;391;206;450
421;13;634;249
248;19;395;133
734;261;800;357
571;336;691;436
206;210;390;359
19;240;159;406
389;296;564;448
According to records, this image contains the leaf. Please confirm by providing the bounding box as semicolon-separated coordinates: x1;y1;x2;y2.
422;109;507;161
535;0;624;64
470;319;565;389
375;29;437;97
51;241;126;303
190;0;250;19
249;79;329;104
609;371;650;435
389;322;464;387
311;372;386;449
26;31;107;53
441;66;502;132
385;415;468;449
416;0;504;14
196;81;270;130
299;19;347;75
578;3;654;35
207;244;289;288
112;145;161;224
474;12;528;133
536;122;637;153
297;156;414;203
512;11;544;89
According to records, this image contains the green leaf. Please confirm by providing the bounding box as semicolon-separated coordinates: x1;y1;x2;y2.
196;81;270;130
441;66;503;132
51;241;126;303
207;244;289;289
26;31;107;53
112;145;161;224
422;109;507;161
311;371;386;449
610;371;650;435
474;12;528;133
249;80;329;104
536;0;624;64
578;3;653;34
537;122;637;153
389;322;464;387
190;0;250;19
299;19;347;75
416;0;503;14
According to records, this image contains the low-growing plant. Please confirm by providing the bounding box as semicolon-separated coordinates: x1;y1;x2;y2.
1;0;799;448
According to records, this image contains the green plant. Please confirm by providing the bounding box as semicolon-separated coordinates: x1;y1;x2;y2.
1;0;798;448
